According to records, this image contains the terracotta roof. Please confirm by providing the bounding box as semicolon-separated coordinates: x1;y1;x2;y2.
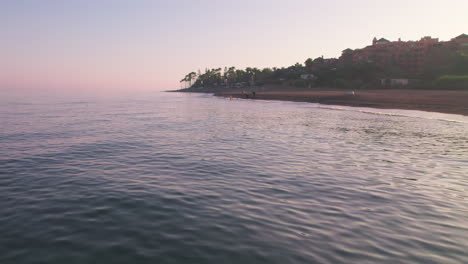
455;34;468;39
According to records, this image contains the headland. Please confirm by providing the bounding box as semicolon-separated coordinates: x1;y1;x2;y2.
174;33;468;115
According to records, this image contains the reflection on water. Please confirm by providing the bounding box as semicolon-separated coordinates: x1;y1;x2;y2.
1;92;468;264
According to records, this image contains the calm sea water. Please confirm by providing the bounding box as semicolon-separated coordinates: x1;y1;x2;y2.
1;91;468;264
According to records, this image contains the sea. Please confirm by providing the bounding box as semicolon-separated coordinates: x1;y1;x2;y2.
1;91;468;264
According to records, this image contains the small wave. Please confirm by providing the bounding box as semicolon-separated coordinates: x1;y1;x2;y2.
313;104;468;124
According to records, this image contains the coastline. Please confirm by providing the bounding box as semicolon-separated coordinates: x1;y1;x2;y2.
208;88;468;116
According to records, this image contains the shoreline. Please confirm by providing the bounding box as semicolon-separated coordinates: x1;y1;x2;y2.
208;89;468;116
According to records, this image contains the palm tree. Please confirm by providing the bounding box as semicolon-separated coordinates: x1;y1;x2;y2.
180;76;188;88
181;72;197;88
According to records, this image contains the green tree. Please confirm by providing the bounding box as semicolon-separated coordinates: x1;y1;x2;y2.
185;72;197;87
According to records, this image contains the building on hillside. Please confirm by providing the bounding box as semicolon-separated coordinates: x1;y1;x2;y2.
380;78;409;87
339;36;441;75
323;58;338;65
307;57;339;72
373;37;391;45
300;74;315;80
450;34;468;47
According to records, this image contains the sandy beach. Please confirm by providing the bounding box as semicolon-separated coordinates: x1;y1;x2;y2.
215;88;468;116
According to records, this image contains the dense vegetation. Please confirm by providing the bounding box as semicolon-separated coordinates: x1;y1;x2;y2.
180;46;468;90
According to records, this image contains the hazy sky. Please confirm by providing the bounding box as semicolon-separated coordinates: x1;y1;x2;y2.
1;0;467;93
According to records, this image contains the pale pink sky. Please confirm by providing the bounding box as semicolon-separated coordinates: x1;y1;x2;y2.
1;0;467;94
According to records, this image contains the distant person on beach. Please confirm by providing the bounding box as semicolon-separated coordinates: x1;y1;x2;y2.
252;91;256;97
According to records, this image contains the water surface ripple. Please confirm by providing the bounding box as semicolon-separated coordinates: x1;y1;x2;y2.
1;92;468;263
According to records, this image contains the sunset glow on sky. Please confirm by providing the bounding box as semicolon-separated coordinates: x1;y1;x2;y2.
2;0;467;94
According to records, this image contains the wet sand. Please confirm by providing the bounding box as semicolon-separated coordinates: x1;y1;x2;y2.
215;89;468;116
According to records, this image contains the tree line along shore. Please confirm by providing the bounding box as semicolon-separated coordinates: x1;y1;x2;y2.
178;34;468;92
175;34;468;116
